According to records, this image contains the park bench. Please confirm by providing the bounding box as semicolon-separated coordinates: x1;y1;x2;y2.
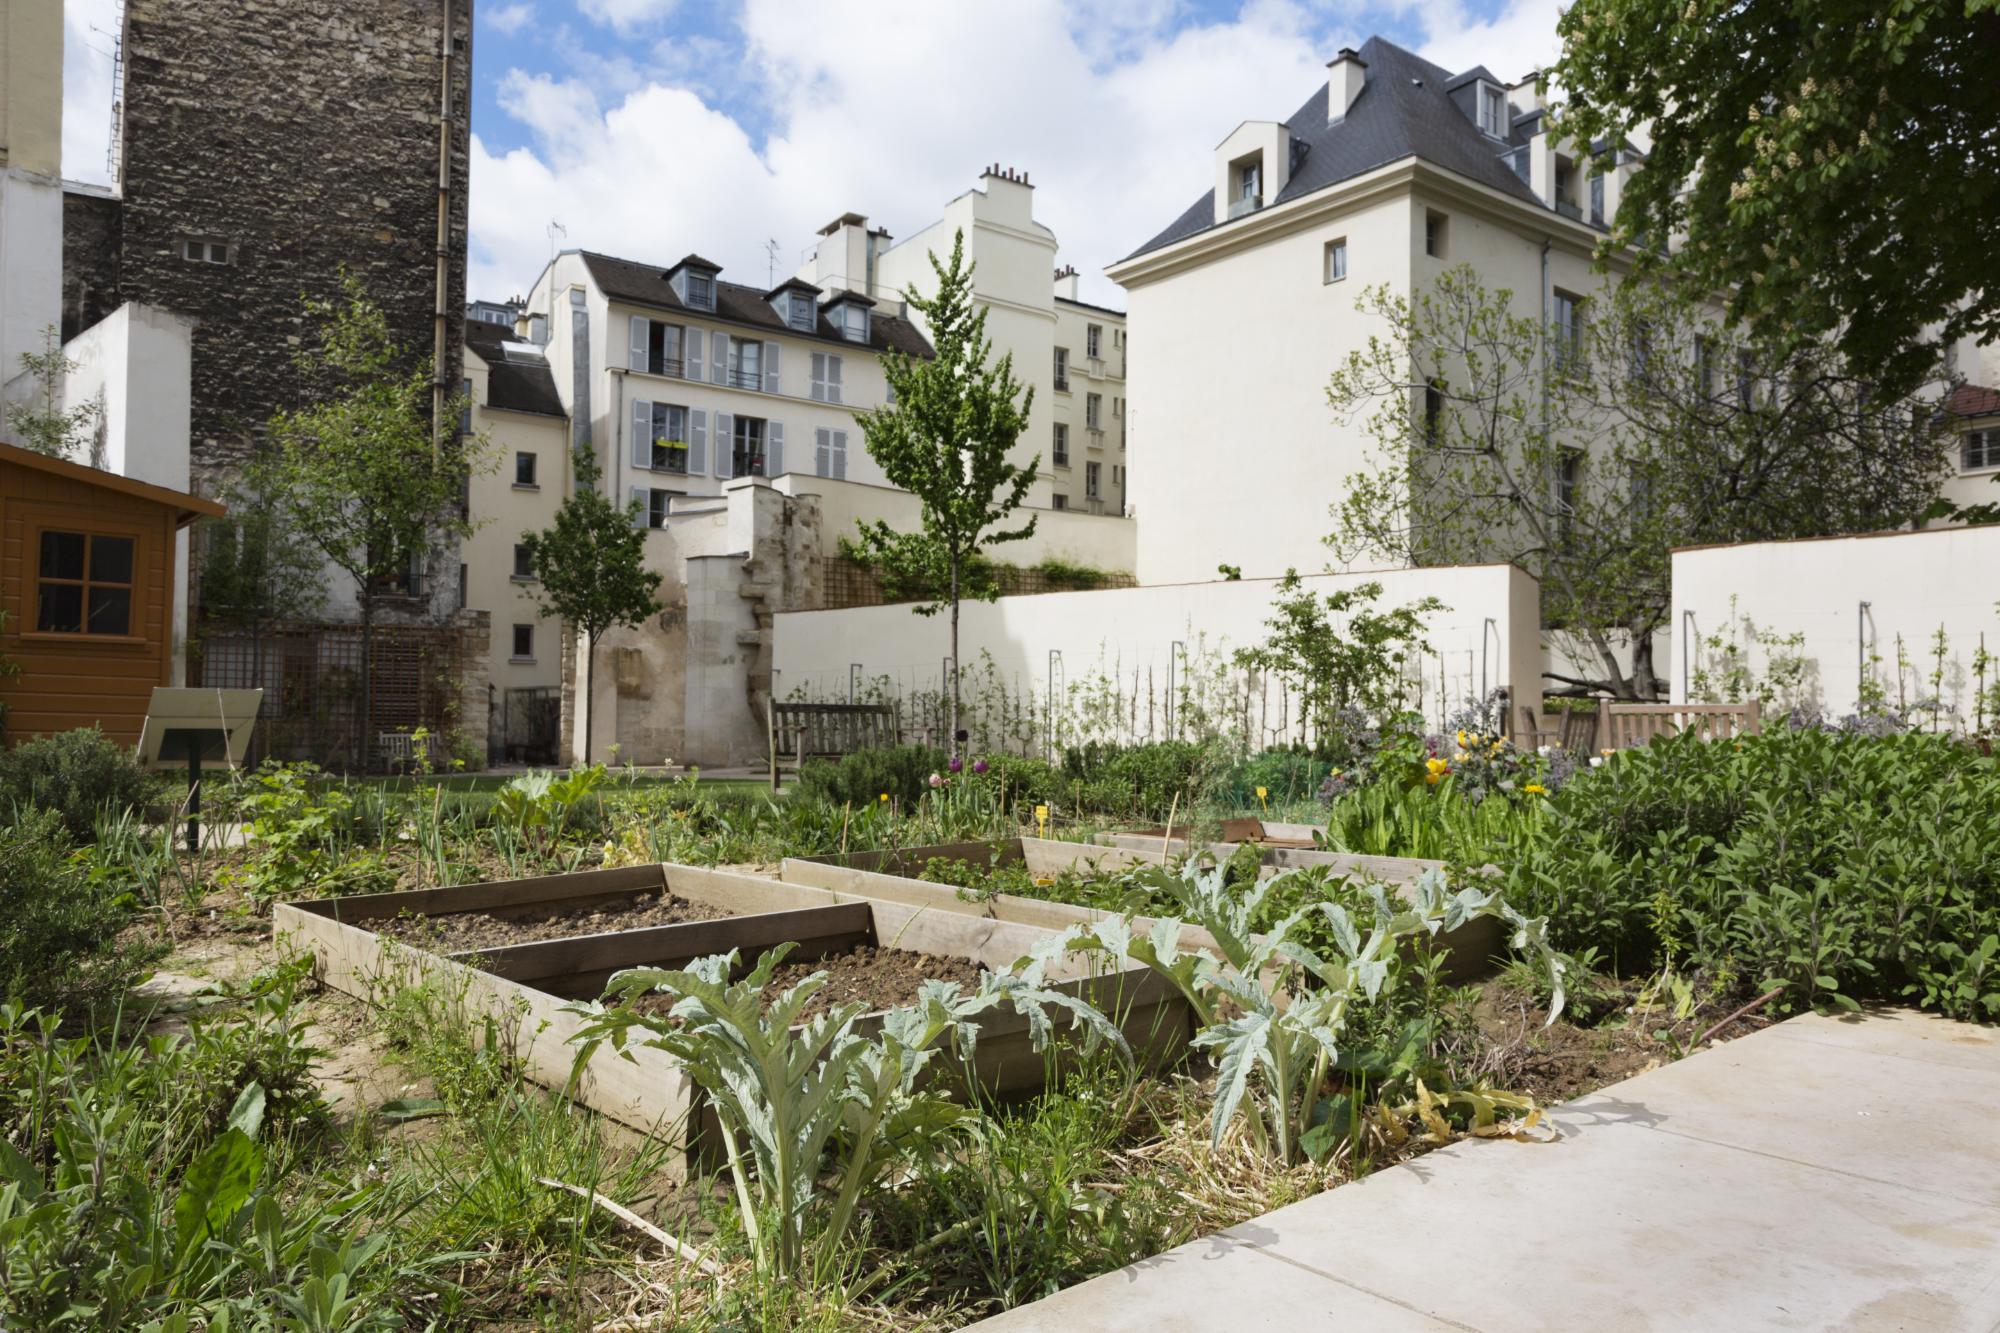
766;701;901;791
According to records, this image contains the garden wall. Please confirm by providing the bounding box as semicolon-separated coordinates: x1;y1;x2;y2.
1670;526;2000;727
771;562;1540;746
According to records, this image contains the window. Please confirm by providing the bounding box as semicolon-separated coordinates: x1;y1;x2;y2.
514;451;538;487
1052;493;1069;510
1695;335;1717;399
1551;290;1584;373
1054;347;1069;392
809;352;844;403
648;403;689;473
789;292;815;331
637;319;686;377
181;237;229;264
1323;237;1348;283
1425;210;1448;259
732;416;766;476
1085;461;1101;500
36;530;135;635
512;543;535;581
1965;429;2000;472
1556;449;1584;547
1736;350;1760;408
1086;393;1102;431
839;302;869;343
459;376;473;434
1422;379;1445;444
1087;324;1102;359
1231;156;1262;217
727;338;762;391
648;489;677;527
1052;423;1069;466
1627;320;1656;388
1589;172;1606;225
813;427;849;479
1478;84;1507;137
684;271;715;311
511;624;534;661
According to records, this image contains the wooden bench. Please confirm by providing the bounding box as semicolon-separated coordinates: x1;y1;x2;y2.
766;701;901;791
1515;704;1600;754
1604;701;1761;750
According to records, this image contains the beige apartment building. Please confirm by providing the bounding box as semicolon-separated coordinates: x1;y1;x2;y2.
1049;266;1128;514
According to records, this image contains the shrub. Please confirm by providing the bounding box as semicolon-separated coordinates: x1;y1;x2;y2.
796;743;947;808
0;726;154;840
1216;749;1335;807
1503;727;2000;1019
0;808;155;1012
1059;740;1221;818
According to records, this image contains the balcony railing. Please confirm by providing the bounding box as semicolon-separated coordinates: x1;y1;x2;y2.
1555;198;1583;222
649;444;689;475
1053;376;1070;393
727;367;763;391
1227;192;1262;220
644;356;686;379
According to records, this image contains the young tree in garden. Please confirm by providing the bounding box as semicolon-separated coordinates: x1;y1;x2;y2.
1552;0;2000;397
3;327;101;461
850;229;1037;760
1327;267;1953;699
198;461;327;732
521;448;664;763
267;275;489;768
1234;576;1440;750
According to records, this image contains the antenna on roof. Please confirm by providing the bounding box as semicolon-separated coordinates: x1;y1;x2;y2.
765;238;782;287
546;219;567;262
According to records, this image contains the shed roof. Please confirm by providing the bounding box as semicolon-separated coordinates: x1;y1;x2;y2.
0;440;224;526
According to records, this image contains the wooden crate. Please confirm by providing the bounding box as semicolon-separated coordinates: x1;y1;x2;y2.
276;862;1190;1167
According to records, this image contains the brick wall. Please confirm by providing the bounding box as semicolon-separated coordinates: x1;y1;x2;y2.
74;0;473;474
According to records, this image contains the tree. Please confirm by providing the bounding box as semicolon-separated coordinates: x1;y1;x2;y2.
1553;0;2000;396
1233;575;1440;752
1328;267;1953;698
522;448;664;764
850;229;1037;760
3;326;102;461
266;275;489;769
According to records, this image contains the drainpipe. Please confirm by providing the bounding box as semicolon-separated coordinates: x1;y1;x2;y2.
431;0;454;459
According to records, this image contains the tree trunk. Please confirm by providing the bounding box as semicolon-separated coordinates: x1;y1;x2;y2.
581;627;595;767
358;590;374;773
948;557;961;763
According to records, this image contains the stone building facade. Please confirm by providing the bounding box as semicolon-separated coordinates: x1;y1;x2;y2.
62;0;473;475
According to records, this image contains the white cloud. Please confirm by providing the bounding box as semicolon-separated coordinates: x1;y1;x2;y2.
62;0;120;186
1414;0;1564;86
487;2;536;37
577;0;679;33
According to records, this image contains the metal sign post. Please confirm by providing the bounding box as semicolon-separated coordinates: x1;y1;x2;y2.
136;688;263;853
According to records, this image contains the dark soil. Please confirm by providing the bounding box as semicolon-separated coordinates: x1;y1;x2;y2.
633;944;989;1022
374;891;730;953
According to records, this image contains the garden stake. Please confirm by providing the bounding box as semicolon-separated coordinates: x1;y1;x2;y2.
1693;986;1785;1048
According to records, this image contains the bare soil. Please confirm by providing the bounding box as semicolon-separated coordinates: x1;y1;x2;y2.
372;891;730;953
632;944;990;1022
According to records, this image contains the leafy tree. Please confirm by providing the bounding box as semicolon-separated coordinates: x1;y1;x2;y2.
3;326;101;461
198;461;327;727
850;229;1037;759
521;448;664;763
265;275;489;768
1328;266;1952;698
1234;576;1441;751
1553;0;2000;396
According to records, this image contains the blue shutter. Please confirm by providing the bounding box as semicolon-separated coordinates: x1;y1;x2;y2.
687;409;707;475
815;426;830;475
630;399;652;471
827;354;843;404
685;325;703;380
810;352;826;401
629;316;648;372
832;428;848;480
710;331;728;385
763;341;781;394
628;486;648;528
765;421;783;476
715;412;734;478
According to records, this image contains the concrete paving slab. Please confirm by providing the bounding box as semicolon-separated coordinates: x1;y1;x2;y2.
972;1010;2000;1333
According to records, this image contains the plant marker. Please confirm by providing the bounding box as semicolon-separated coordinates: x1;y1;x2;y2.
1035;804;1049;837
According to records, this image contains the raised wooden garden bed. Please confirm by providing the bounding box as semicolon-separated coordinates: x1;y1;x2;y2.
1098;819;1446;882
276;862;1190;1166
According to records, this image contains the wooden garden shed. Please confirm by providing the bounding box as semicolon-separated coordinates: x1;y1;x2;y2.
0;440;223;746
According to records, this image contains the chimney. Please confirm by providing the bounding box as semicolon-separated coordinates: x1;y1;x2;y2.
1053;264;1079;301
1328;48;1367;124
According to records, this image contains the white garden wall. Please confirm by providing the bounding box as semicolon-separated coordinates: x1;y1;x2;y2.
1670;527;2000;727
773;473;1136;574
773;562;1539;750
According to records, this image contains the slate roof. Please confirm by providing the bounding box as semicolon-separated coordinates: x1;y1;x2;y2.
579;251;934;359
465;322;566;418
1123;36;1545;262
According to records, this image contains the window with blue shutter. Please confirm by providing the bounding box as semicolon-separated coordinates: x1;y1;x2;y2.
688;409;707;474
810;352;828;401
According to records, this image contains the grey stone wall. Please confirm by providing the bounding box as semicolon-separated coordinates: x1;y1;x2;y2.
61;189;123;341
85;0;473;471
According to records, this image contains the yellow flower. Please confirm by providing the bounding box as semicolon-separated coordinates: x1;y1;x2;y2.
1426;757;1450;775
1454;750;1468;763
878;793;889;802
1456;729;1468;746
1425;772;1442;785
1524;782;1547;795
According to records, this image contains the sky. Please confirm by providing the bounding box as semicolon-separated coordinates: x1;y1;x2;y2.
61;0;1562;309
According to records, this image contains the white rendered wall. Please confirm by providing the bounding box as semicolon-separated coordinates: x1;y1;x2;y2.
772;473;1136;574
0;170;63;414
1670;528;2000;726
773;562;1538;744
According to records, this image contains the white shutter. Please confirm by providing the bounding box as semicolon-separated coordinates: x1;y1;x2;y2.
763;341;780;394
710;331;728;385
810;352;826;401
685;325;704;380
629;316;649;372
628;486;648;528
688;409;707;475
765;421;783;476
715;412;734;477
827;354;843;404
630;399;652;470
815;426;831;476
832;428;848;480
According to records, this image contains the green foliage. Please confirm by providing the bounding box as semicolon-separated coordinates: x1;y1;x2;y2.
0;808;155;1012
3;326;101;461
567;943;1125;1280
0;724;155;840
235;762;387;905
1235;575;1440;741
849;229;1038;753
1552;0;1999;397
494;764;607;845
1031;557;1115;591
1503;728;2000;1019
1318;778;1541;862
199;466;328;637
1215;749;1337;807
795;744;948;808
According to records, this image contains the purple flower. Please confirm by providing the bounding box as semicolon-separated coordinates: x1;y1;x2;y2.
927;772;944;788
949;756;964;773
972;759;989;775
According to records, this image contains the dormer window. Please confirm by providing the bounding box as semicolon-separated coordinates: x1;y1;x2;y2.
837;302;869;343
1476;83;1508;138
1229;154;1264;219
685;272;714;311
789;292;814;331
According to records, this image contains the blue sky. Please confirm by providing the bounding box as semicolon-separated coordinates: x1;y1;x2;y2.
65;1;1562;306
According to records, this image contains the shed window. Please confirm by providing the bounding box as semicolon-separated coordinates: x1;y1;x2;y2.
38;530;136;635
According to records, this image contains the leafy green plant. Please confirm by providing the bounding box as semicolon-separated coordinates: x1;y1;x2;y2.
796;744;948;809
493;764;608;856
1049;862;1562;1165
566;943;1126;1281
236;762;379;904
0;808;156;1012
0;725;155;841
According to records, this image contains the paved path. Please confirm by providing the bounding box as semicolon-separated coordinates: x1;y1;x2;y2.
974;1010;2000;1332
